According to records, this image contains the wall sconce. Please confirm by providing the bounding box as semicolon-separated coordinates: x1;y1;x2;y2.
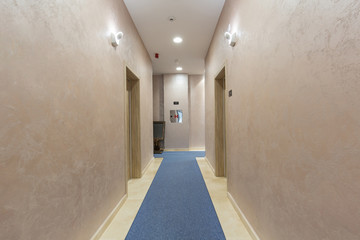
111;32;124;47
224;24;237;47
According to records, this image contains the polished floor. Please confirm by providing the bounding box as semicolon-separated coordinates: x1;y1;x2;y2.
100;157;252;240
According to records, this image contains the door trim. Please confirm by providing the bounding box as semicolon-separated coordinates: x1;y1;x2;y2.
125;65;142;191
214;66;226;177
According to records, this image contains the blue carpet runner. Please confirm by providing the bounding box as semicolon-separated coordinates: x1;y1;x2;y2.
125;151;226;240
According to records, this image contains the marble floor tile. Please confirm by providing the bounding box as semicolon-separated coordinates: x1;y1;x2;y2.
196;157;253;240
100;158;162;240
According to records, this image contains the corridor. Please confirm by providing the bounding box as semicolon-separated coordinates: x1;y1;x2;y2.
1;0;360;240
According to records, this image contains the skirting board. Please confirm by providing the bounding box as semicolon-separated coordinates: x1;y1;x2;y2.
204;157;215;174
165;147;205;152
189;147;205;151
91;194;128;240
227;192;260;240
142;157;155;176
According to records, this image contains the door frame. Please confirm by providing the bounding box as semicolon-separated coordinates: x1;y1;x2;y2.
214;66;227;177
125;66;142;191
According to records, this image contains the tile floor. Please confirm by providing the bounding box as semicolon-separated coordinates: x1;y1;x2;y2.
196;158;252;240
100;157;252;240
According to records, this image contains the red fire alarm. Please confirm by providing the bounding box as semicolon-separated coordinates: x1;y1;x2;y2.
155;53;159;59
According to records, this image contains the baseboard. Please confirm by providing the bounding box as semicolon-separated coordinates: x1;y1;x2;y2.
227;192;260;240
189;147;205;151
91;194;128;240
142;157;155;176
165;147;205;152
164;148;189;151
204;157;215;174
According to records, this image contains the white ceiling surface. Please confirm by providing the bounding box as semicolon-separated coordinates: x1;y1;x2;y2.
123;0;225;75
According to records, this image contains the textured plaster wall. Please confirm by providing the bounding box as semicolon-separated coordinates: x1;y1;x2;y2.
164;74;189;149
153;74;204;149
0;1;152;239
153;75;164;121
189;75;205;149
205;0;360;239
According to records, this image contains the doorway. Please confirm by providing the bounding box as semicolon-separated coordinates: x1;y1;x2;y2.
126;67;141;180
215;67;226;177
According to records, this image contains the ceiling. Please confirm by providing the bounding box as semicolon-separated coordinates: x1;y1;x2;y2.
123;0;225;75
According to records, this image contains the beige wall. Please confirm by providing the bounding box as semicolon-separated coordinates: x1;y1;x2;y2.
189;75;205;149
0;1;152;239
205;0;360;239
164;74;189;149
153;74;205;149
153;75;164;121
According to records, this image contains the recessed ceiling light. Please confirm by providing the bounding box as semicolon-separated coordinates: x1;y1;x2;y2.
173;37;183;43
176;66;183;71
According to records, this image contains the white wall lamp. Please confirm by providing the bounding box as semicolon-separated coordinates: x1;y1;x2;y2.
224;24;238;47
111;32;124;47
